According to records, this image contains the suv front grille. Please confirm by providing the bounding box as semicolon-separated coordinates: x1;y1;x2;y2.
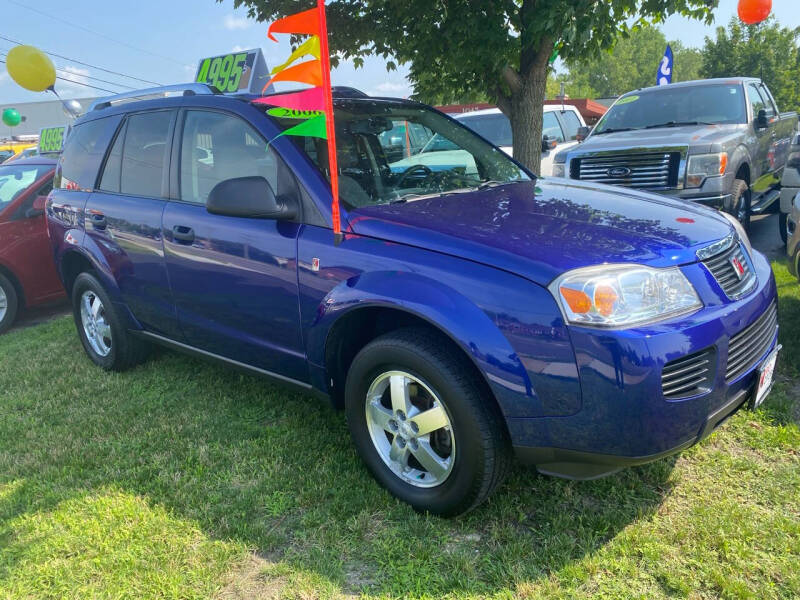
662;348;715;399
701;242;756;299
571;152;680;189
726;301;778;382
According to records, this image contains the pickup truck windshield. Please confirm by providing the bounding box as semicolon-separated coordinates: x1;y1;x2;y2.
595;84;747;134
458;113;513;147
265;100;529;209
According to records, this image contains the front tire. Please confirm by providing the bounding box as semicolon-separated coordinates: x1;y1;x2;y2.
779;212;788;246
726;179;751;231
71;271;148;371
0;273;19;334
345;328;510;516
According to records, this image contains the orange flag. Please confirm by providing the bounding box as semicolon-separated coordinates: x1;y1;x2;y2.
267;8;319;42
263;59;322;91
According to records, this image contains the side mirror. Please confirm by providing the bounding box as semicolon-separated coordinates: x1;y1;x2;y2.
542;135;558;152
206;176;298;220
25;195;48;219
756;109;769;130
576;126;591;142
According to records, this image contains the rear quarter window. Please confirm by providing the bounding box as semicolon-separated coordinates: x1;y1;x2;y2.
56;115;121;191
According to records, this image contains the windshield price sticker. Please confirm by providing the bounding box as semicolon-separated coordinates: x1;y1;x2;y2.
616;95;640;105
196;49;271;94
38;126;66;154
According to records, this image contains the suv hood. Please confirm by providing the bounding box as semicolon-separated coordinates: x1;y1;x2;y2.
578;123;743;155
348;179;734;286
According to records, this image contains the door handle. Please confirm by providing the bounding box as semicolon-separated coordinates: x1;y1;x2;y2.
172;225;195;244
89;212;107;230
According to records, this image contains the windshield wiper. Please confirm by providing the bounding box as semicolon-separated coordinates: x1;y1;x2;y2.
644;120;714;129
592;127;640;135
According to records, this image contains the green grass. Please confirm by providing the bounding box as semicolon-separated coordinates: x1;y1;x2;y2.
1;264;798;600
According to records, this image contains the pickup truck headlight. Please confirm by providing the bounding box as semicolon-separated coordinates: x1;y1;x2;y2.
550;265;702;328
551;163;566;178
686;152;728;188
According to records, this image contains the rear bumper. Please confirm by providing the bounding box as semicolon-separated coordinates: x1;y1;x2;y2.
508;248;778;479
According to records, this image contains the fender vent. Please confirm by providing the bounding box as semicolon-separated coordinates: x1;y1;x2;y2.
662;347;715;399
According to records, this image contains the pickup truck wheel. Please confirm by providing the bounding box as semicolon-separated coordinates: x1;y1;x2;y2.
345;328;511;516
72;272;149;371
779;212;788;246
727;179;751;231
0;273;19;334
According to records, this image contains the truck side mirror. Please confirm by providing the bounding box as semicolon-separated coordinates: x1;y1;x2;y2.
542;136;558;152
756;109;769;130
576;126;591;142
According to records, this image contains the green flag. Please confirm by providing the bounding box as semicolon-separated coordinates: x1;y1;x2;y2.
279;114;327;139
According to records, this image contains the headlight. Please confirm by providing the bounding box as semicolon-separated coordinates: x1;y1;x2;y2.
550;265;702;328
686;152;728;188
551;163;566;178
719;210;753;258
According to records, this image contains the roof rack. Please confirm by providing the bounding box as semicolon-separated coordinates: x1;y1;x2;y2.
89;83;222;112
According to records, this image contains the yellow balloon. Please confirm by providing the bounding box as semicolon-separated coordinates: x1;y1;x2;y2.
6;45;56;92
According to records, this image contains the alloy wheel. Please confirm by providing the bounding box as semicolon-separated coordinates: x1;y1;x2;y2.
0;285;7;323
80;290;112;357
364;370;455;488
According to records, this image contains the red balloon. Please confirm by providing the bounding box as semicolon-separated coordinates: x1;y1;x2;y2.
738;0;772;25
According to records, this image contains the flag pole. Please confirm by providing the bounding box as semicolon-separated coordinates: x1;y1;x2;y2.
316;0;342;242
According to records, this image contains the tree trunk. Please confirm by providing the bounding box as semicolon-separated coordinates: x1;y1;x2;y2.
508;67;548;175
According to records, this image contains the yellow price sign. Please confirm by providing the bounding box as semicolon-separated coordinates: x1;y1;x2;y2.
38;126;66;154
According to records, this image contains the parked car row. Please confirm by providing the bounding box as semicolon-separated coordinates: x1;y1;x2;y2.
38;82;780;515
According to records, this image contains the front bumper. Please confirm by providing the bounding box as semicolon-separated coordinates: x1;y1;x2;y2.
510;248;778;479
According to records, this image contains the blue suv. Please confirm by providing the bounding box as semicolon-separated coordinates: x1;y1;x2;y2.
47;84;779;516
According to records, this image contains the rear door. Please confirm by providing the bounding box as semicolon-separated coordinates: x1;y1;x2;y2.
161;108;306;381
85;109;181;337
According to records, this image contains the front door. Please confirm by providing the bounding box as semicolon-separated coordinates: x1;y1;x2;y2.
162;108;306;382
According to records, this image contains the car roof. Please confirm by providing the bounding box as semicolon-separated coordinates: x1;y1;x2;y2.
626;77;761;96
1;155;57;167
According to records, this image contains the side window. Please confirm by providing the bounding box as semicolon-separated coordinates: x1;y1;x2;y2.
57;116;120;191
758;84;777;117
542;112;565;143
746;84;766;120
99;122;125;193
179;110;278;205
120;111;172;198
559;111;582;141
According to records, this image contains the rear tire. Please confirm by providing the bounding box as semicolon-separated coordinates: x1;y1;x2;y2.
344;327;511;516
71;271;149;371
779;212;788;246
0;273;19;335
726;179;751;231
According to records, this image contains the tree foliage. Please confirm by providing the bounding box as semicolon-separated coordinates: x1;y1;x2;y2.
225;0;716;173
561;27;703;98
701;16;800;113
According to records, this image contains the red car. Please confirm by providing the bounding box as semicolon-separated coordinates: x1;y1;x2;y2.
0;156;65;333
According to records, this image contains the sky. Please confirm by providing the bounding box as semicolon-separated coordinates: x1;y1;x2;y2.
0;0;798;106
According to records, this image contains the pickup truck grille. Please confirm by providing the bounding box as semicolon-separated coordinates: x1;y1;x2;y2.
662;347;715;399
725;301;778;382
701;243;756;299
570;152;680;189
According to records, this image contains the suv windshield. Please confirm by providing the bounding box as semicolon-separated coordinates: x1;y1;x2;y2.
0;164;50;211
266;99;529;209
594;83;747;134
